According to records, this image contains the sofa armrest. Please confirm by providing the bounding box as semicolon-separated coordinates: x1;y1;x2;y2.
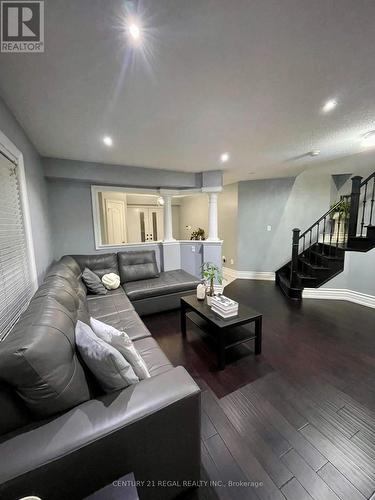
0;367;201;500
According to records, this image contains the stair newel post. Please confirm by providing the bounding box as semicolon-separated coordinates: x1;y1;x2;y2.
290;228;301;288
348;176;363;239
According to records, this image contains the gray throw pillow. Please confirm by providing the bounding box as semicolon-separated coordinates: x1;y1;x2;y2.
75;321;139;392
90;317;151;380
82;267;107;295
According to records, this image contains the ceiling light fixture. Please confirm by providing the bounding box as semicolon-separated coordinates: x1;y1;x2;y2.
127;21;142;42
220;152;230;163
129;23;140;39
103;136;113;147
322;99;338;114
361;131;375;148
309;150;321;157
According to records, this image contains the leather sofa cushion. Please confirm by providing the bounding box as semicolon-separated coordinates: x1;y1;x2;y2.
46;262;78;288
33;279;79;312
118;250;159;283
124;270;200;301
70;253;119;279
0;383;31;436
86;287;150;341
133;337;173;377
59;255;82;278
0;296;91;417
87;288;134;317
91;309;151;342
0;367;200;488
42;272;90;324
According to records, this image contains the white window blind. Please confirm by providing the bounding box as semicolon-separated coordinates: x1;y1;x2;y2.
0;150;34;340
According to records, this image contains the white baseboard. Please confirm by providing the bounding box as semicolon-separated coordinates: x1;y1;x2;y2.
222;267;275;281
303;288;375;309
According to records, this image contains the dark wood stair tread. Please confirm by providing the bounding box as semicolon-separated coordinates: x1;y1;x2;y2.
298;256;330;270
309;249;343;261
296;273;316;281
348;236;370;241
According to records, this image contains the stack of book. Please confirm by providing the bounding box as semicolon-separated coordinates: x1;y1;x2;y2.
211;295;239;318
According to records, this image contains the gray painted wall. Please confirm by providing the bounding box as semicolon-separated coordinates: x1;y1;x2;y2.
179;194;209;240
237;171;332;272
0;98;52;281
322;248;375;296
237;177;296;272
47;180;95;258
218;183;238;270
345;249;375;296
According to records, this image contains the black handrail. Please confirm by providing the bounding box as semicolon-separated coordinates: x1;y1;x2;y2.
358;171;375;234
299;198;347;240
360;170;375;188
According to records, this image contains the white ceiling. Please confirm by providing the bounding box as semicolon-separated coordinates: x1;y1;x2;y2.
1;0;375;183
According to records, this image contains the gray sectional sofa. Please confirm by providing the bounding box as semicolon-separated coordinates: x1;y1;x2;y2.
0;251;201;500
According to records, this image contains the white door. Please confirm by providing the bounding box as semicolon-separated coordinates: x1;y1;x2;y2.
126;206;164;243
148;208;164;241
127;207;148;243
105;199;127;244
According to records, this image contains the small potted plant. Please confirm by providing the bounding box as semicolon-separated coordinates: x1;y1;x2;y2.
330;199;351;243
190;227;206;240
201;262;222;305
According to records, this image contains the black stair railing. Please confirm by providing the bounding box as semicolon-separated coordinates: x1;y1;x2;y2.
358;172;375;236
348;176;362;238
287;170;375;288
289;197;350;288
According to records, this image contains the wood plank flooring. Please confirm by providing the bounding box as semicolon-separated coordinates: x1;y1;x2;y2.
143;280;375;500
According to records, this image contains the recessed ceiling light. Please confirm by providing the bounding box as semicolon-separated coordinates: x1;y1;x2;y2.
361;131;375;148
220;152;230;163
103;136;113;147
309;150;321;157
322;99;338;114
128;22;141;41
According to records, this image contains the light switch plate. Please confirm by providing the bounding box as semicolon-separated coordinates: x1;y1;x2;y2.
191;246;195;252
267;225;272;232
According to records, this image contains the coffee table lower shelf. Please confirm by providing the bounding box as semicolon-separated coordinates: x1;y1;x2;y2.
181;297;262;370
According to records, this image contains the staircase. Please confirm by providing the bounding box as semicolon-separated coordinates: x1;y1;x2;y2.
276;172;375;299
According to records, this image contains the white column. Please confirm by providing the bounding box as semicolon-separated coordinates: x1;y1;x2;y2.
207;192;219;241
163;195;175;242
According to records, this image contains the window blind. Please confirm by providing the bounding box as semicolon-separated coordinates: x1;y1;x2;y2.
0;150;34;340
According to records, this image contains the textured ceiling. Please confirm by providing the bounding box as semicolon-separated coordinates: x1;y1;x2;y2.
1;0;375;183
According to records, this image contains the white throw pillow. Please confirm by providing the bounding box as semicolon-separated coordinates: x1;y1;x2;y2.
101;273;120;290
75;320;139;392
90;317;151;380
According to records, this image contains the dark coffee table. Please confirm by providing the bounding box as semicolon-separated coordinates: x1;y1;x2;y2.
180;295;262;370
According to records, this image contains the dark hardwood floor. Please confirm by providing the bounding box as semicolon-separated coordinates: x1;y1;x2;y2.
143;280;375;500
